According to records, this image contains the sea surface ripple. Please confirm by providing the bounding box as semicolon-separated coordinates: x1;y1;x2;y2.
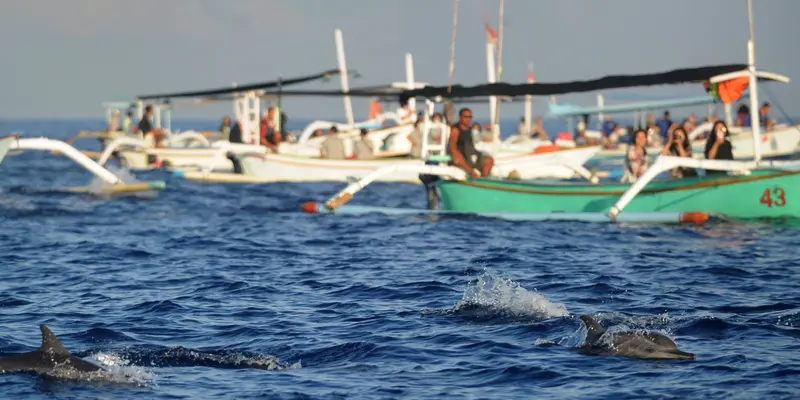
0;120;798;399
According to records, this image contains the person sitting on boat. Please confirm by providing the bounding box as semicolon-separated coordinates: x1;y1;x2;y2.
408;119;424;159
622;129;649;183
533;117;548;140
704;120;734;175
354;129;374;160
259;110;280;153
449;108;494;179
661;126;697;179
736;104;751;126
760;102;775;131
138;105;165;148
574;120;588;146
219;116;231;141
320;126;346;160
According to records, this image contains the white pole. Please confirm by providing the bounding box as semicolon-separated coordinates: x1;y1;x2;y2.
494;0;504;143
335;29;354;125
596;94;605;129
405;53;416;114
524;62;534;135
746;0;761;162
486;41;497;139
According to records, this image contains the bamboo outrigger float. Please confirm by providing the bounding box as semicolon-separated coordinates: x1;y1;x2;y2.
1;134;165;195
306;0;797;224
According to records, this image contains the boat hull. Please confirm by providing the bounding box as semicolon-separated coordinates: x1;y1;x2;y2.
436;169;800;219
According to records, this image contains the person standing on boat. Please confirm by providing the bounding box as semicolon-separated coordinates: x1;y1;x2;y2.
138;105;165;148
228;119;243;143
122;111;134;135
449;108;494;179
408;119;424;159
760;102;775;131
219;116;231;141
622;129;649;183
320;126;346;160
656;111;674;141
704;120;734;175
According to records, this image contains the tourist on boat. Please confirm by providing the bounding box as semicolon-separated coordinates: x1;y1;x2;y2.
368;98;382;120
760;102;775;131
736;104;751;126
656;111;674;141
662;127;697;178
471;123;482;141
449;108;494;179
574;120;588;146
429;113;444;142
122;111;134;134
705;120;734;175
228;119;243;143
260;110;280;153
107;109;120;133
408;119;423;159
622;129;649;182
354;129;374;160
320;126;346;160
533;117;548;140
138;105;165;148
219;116;231;141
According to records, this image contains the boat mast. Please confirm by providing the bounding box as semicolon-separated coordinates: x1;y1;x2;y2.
524;62;534;134
745;0;762;163
334;29;355;126
493;0;504;143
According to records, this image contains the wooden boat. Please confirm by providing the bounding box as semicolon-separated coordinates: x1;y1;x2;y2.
311;0;798;223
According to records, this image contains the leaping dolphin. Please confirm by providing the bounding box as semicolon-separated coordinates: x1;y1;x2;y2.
578;315;696;361
0;325;103;375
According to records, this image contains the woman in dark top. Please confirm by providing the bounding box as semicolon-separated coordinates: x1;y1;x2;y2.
704;120;734;175
667;127;698;178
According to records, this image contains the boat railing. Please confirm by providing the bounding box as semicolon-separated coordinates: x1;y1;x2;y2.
608;155;800;220
95;137;152;167
10;137;165;193
321;163;467;211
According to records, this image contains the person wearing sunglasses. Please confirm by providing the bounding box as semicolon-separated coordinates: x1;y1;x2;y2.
448;108;494;179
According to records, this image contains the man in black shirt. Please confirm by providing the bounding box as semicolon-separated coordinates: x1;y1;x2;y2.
138;105;165;147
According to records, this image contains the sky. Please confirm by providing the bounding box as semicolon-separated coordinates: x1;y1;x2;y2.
1;0;798;123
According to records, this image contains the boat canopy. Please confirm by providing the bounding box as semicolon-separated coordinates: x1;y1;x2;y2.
136;68;347;101
545;93;727;118
397;63;787;103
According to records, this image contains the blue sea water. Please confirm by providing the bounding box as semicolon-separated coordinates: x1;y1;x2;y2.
0;119;799;399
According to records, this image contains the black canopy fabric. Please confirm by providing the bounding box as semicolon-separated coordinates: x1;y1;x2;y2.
136;68;343;101
399;64;755;104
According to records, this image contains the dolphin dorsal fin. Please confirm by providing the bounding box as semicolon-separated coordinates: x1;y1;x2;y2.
579;315;607;343
39;325;70;355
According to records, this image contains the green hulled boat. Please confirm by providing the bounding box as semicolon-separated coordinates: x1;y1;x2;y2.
435;169;799;219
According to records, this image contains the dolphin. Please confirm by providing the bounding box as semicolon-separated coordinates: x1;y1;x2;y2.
578;315;696;361
0;325;103;375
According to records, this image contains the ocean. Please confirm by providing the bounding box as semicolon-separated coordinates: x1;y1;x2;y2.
0;118;798;399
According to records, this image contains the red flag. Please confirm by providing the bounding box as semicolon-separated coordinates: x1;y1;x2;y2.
704;76;750;104
485;23;497;45
527;71;535;83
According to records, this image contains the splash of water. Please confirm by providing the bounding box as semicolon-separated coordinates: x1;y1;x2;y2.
454;272;570;319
